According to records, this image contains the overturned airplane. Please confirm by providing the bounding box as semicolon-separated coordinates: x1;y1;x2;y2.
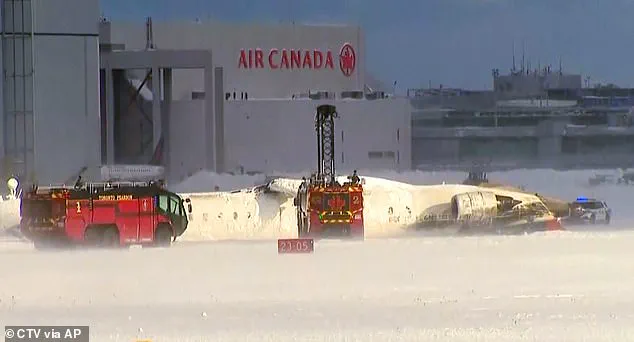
178;174;568;242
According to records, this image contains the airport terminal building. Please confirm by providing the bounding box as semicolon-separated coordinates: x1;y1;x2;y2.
100;18;411;182
0;0;411;184
409;68;634;171
3;0;634;185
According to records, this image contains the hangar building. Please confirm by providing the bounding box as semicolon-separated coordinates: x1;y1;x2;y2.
100;19;412;182
0;0;101;184
0;0;411;184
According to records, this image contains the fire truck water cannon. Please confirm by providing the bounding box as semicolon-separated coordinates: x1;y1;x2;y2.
286;104;364;248
19;178;192;250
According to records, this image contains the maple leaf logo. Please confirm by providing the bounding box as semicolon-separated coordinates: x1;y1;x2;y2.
327;195;347;211
339;43;356;77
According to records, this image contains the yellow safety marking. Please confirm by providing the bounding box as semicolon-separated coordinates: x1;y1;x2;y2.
321;219;351;223
320;211;353;216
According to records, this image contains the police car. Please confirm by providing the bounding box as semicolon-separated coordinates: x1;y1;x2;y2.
569;197;611;225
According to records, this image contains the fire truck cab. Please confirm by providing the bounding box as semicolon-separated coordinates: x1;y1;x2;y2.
19;180;192;249
295;176;364;238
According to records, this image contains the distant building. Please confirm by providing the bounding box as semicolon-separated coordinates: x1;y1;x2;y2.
408;66;634;171
101;19;411;182
493;66;582;97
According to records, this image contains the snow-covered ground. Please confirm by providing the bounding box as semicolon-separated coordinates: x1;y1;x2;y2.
1;169;634;341
2;231;634;341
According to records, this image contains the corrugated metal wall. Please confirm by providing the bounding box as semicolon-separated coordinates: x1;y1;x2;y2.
1;0;34;181
1;0;101;184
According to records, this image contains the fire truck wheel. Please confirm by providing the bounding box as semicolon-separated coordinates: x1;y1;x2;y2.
297;211;305;236
154;224;173;247
101;227;120;248
84;227;101;245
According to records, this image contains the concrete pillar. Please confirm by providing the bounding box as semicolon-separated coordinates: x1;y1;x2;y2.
203;64;215;171
214;67;224;173
151;67;162;153
105;67;115;164
163;68;172;177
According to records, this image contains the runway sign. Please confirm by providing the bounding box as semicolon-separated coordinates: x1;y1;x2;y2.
278;238;314;254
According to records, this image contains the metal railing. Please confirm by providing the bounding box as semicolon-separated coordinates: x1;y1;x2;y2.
414;153;634;172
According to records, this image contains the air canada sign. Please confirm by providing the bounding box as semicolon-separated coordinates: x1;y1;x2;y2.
238;42;357;77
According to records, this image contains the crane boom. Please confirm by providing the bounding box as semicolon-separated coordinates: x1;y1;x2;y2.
293;104;365;239
315;104;337;186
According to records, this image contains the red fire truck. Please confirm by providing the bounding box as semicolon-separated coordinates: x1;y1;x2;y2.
294;180;364;238
293;105;365;239
19;180;191;249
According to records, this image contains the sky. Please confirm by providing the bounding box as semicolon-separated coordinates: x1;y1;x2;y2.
101;0;634;92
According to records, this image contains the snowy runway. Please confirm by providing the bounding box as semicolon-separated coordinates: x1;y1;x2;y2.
2;169;634;340
2;230;634;341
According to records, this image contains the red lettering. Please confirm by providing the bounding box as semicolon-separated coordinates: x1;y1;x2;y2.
244;48;338;70
313;50;323;69
280;49;290;69
238;50;248;68
290;50;301;69
269;49;278;69
255;49;264;68
325;51;334;69
302;50;312;68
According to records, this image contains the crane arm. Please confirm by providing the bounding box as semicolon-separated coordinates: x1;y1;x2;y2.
315;104;338;186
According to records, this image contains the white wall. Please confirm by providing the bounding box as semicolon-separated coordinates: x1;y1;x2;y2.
30;0;101;183
107;21;365;99
33;0;99;34
169;98;412;181
169;100;206;181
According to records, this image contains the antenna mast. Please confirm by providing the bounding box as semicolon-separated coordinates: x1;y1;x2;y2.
511;39;516;74
521;40;525;73
145;17;155;50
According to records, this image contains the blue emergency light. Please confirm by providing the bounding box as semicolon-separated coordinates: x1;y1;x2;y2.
576;197;589;202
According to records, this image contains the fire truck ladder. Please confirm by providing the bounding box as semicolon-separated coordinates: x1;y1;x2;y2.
315;104;338;186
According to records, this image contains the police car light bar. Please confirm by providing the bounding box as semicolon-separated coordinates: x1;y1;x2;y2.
576;197;596;202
